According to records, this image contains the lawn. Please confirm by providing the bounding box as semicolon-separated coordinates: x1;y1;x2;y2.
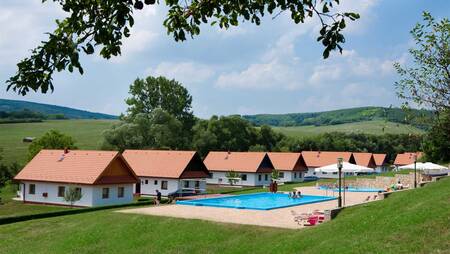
273;120;424;138
0;177;448;253
0;119;117;165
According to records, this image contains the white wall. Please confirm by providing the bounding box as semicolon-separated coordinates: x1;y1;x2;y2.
278;171;304;182
206;171;272;186
18;181;134;207
138;177;207;196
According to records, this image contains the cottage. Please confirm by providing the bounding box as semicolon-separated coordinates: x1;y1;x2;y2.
352;152;377;169
302;151;355;179
204;152;274;186
393;152;423;169
14;149;138;207
267;152;307;183
122;150;209;197
373;153;388;173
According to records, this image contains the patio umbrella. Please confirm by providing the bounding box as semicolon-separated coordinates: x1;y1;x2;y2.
315;162;374;173
398;162;449;175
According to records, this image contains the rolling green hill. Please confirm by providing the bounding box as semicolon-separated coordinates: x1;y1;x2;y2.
0;99;117;119
243;106;432;128
273;120;424;138
0;120;117;165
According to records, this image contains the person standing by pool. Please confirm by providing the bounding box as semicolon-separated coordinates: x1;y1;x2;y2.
155;190;162;205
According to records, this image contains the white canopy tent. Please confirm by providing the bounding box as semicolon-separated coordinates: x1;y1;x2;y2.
315;162;374;174
398;162;449;175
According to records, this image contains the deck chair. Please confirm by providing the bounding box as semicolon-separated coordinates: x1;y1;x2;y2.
304;215;319;226
364;196;371;202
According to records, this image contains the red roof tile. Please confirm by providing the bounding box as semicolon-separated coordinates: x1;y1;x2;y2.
352;152;376;168
393;152;423;166
373;154;387;166
203;152;273;173
267;152;307;171
14;150;137;185
122;150;208;179
301;151;353;168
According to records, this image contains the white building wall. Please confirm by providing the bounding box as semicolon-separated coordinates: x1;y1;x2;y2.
206;171;272;186
18;181;135;207
277;171;305;183
91;184;134;206
138;177;207;196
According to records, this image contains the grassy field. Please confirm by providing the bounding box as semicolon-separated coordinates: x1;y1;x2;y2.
273;120;424;138
0;119;117;165
0;177;448;253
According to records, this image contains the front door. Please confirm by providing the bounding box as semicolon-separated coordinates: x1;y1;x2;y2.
135;182;141;194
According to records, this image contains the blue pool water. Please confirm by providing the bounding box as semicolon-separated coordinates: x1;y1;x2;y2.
318;186;384;192
176;193;337;210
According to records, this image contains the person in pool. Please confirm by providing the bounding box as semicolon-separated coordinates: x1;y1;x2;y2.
297;191;302;198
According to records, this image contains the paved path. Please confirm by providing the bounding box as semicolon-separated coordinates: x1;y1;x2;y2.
119;186;380;229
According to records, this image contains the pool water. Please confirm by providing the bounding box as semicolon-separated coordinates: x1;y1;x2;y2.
318;186;384;192
176;192;337;210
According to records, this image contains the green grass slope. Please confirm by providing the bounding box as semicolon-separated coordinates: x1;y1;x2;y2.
0;178;448;253
0;120;117;165
243;106;432;129
0;99;117;119
273;120;424;138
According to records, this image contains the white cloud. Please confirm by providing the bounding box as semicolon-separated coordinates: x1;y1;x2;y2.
146;61;215;85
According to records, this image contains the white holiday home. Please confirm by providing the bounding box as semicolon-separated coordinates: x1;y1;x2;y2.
14;149;138;207
122;150;210;197
267;152;307;183
204;151;275;186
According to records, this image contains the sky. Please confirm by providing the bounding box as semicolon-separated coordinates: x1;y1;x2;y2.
0;0;449;118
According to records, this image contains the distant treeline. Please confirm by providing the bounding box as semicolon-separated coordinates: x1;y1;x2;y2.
243;107;433;129
0;109;67;124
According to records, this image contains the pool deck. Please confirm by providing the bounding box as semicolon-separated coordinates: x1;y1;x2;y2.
119;186;381;229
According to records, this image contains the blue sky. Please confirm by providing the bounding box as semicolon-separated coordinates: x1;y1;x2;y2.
0;0;449;118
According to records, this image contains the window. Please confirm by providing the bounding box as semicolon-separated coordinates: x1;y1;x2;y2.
279;172;284;178
184;181;189;188
102;188;109;199
323;172;328;175
161;181;168;190
208;172;213;178
58;186;65;197
29;184;35;195
154;180;158;185
118;187;124;198
294;172;297;178
258;174;262;181
241;174;247;181
264;174;268;181
145;180;148;184
195;181;200;188
313;172;316;175
332;172;338;175
75;187;82;196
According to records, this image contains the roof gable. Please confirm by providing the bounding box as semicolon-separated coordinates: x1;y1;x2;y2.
301;151;353;168
14;150;136;185
394;152;422;166
268;152;307;171
122;150;205;178
203;152;273;173
373;154;387;166
352;152;376;168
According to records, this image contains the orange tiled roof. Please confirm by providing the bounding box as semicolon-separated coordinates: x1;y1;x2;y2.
301;151;353;168
393;152;423;166
14;150;136;185
122;150;207;178
204;151;273;173
373;154;387;166
267;152;306;171
352;152;374;168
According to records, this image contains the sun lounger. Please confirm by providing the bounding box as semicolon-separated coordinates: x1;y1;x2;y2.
304;216;319;226
364;196;371;202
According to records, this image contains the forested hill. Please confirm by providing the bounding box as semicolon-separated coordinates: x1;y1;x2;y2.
242;107;433;128
0;99;117;119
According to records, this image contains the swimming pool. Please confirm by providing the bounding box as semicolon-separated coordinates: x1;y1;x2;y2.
176;192;337;210
318;186;384;192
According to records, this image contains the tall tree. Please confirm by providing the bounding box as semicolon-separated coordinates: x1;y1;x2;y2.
394;12;450;112
394;12;450;162
28;130;77;160
6;0;359;95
